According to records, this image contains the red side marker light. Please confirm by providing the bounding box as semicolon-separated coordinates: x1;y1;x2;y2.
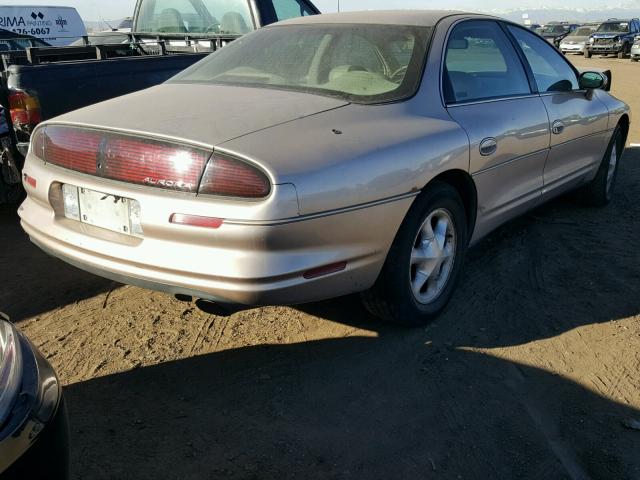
303;261;347;280
170;213;223;229
24;174;36;188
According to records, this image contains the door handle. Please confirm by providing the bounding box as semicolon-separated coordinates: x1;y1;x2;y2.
552;121;565;135
479;137;497;156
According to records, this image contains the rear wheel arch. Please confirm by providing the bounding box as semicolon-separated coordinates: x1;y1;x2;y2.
421;170;477;244
618;114;630;145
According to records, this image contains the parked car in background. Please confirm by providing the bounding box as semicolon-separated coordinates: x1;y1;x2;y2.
538;23;572;46
117;17;133;31
527;23;541;31
0;312;69;479
19;11;629;326
586;18;640;58
630;35;640;61
560;25;598;54
0;6;86;46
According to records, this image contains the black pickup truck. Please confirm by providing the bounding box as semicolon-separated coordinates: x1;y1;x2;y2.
0;0;319;203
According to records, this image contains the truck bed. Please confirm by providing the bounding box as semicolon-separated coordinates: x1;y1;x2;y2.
6;52;209;121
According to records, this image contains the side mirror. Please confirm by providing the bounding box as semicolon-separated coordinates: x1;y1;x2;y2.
579;71;606;90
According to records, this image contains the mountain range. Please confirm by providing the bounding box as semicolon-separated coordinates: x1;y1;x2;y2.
494;7;640;24
83;3;640;31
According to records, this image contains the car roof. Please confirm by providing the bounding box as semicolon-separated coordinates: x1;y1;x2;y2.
276;10;470;27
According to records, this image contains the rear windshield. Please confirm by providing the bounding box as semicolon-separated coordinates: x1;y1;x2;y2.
136;0;255;35
170;24;432;104
597;22;629;33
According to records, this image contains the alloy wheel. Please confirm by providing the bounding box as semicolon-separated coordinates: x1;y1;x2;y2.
409;208;457;304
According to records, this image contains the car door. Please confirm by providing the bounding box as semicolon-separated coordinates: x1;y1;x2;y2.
443;20;551;240
507;25;610;199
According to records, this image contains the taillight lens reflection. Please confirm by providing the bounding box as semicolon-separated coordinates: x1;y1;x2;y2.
29;126;272;199
31;125;210;193
40;127;101;174
199;154;271;198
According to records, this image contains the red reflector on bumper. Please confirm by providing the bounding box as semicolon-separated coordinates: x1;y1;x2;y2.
24;174;36;188
170;214;223;229
303;262;347;280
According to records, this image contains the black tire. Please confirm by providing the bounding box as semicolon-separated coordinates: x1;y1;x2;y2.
578;126;623;207
585;50;593;58
361;182;468;326
632;57;639;62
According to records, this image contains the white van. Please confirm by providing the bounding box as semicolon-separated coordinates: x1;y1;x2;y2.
0;6;86;46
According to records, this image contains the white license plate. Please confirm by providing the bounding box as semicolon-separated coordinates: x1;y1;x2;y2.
77;187;134;235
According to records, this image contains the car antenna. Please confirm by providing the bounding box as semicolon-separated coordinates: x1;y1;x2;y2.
98;7;116;32
102;16;116;31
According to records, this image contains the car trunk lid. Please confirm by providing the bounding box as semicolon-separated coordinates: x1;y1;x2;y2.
47;83;350;149
33;84;348;194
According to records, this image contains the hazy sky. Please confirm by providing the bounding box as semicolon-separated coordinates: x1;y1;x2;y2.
0;0;634;20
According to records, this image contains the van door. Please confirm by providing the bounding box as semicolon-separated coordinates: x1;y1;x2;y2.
443;20;550;241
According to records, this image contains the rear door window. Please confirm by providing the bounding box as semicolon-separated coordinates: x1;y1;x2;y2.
444;20;531;104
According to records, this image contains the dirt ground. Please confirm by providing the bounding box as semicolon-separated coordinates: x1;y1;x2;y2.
2;56;640;480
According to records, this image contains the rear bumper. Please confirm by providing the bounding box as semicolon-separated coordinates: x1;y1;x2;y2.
19;157;412;306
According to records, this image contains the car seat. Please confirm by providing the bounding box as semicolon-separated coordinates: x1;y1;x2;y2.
157;8;187;33
220;12;250;34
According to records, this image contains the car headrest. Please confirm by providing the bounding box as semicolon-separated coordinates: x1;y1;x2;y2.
221;12;250;35
157;8;187;33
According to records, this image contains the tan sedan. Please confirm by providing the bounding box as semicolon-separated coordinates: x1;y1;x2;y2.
19;11;630;325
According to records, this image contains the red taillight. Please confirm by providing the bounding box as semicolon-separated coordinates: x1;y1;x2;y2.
41;126;101;174
199;154;271;198
101;136;209;191
8;90;42;133
30;126;271;198
31;125;210;193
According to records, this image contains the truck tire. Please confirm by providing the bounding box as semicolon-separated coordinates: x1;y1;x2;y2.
361;182;468;326
577;126;623;207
